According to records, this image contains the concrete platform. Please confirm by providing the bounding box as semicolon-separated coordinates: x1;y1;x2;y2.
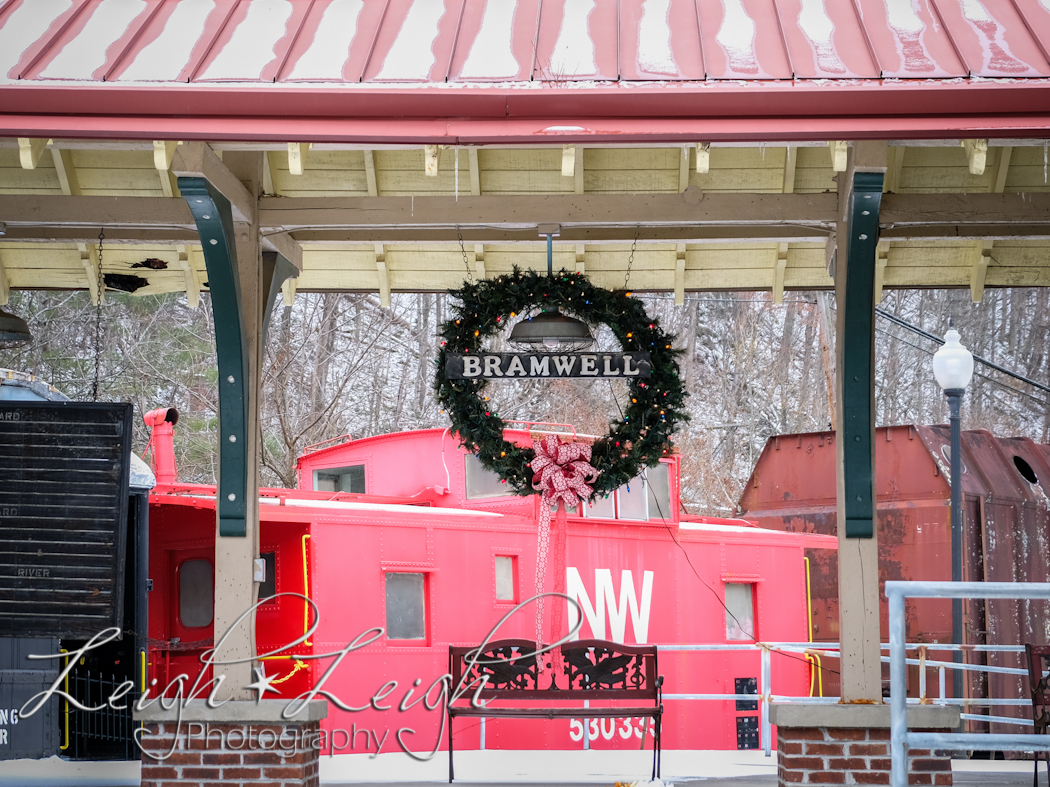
0;751;1039;786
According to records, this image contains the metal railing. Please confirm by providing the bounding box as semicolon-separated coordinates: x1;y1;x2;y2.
887;580;1050;787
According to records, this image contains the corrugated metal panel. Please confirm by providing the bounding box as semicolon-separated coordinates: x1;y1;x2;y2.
4;0;1050;84
0;401;133;639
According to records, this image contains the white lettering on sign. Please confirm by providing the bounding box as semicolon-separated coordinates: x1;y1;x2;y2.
0;728;6;745
566;567;654;644
505;355;527;376
623;355;640;375
552;355;577;375
17;568;50;578
483;356;502;377
529;356;550;377
462;356;482;377
0;411;21;420
579;355;598;376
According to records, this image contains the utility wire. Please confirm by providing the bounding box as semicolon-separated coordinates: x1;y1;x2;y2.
875;307;1050;395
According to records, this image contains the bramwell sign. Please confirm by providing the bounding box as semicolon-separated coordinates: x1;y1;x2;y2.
444;352;651;379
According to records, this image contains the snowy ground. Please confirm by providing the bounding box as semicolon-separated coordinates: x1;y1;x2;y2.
0;751;1036;786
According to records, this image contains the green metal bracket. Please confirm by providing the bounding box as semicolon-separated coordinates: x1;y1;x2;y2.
178;177;249;538
842;171;884;539
262;251;298;345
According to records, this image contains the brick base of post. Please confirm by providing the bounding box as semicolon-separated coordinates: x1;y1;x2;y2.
134;699;327;787
770;703;960;787
777;726;951;786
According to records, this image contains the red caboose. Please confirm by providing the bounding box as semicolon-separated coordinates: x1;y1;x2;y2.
146;419;835;753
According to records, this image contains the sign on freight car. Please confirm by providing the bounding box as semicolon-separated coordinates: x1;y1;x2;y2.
0;402;133;638
445;352;651;379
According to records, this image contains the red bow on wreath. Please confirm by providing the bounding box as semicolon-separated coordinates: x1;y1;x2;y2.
529;435;599;676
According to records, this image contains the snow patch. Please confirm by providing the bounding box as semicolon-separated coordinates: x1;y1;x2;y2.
548;0;597;77
796;0;845;75
715;0;759;74
286;0;363;80
883;0;935;75
637;0;677;75
118;0;215;82
0;0;72;78
460;0;520;79
885;0;923;34
199;0;293;81
39;0;146;80
375;0;446;80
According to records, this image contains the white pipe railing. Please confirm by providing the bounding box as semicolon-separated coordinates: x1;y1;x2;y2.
886;580;1050;787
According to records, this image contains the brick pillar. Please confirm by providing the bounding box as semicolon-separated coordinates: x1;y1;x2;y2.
134;699;327;787
770;703;960;787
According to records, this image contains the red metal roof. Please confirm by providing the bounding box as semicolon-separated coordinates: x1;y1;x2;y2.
2;0;1050;142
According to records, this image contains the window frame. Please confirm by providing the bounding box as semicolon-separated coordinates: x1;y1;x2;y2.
383;571;430;645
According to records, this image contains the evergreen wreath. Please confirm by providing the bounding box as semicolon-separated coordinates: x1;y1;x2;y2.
434;267;688;499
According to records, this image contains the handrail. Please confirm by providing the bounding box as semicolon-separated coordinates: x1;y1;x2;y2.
886;580;1050;787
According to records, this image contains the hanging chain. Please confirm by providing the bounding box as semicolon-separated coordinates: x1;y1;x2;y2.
623;225;639;291
90;229;105;401
457;226;473;283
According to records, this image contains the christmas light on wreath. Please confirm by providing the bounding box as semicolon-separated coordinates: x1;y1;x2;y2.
434;266;688;499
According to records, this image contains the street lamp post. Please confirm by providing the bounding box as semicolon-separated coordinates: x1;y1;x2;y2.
932;326;974;711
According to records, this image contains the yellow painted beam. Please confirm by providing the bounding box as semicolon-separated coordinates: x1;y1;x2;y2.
364;150;379;196
961;139;988;176
773;243;788;304
153;141;179;171
282;277;297;306
561;144;576;178
783;146;797;194
991;147;1011;193
695;142;710;174
18;138;50;170
0;248;9;305
828;141;848;172
468;148;481;195
376;243;390;306
675;243;686;305
424;145;440;177
176;245;199;309
287;142;310;176
50;147;81;196
971;241;992;303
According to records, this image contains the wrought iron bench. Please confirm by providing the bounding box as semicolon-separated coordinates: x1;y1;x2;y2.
447;638;663;783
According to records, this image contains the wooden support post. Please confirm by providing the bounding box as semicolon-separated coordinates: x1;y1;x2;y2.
773;243;788;304
363;150;379;196
177;149;266;700
834;141;886;703
0;248;9;305
468;148;481;195
424;145;440;177
828;141;848;172
874;241;889;303
992;147;1012;194
18;138;49;169
971;241;992;303
376;243;390;306
287;143;309;176
561;144;576;177
675;243;686;305
51;147;81;196
782;146;797;194
679;146;690;193
575;243;586;274
816;292;836;431
177;245;199;309
474;244;485;279
961;139;988;175
695;142;710;174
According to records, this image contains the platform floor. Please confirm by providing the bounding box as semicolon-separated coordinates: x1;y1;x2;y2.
0;751;1039;787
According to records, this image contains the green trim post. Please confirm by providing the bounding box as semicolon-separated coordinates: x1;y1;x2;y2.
842;171;884;539
178;176;249;537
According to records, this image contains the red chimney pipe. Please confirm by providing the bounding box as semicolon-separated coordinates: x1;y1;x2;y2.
144;407;179;485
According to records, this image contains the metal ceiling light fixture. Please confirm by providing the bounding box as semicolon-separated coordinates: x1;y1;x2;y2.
508;228;595;351
0;307;31;344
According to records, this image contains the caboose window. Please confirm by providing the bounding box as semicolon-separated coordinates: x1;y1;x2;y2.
259;551;276;603
582;463;671;521
179;559;213;628
725;583;755;641
385;572;426;640
495;556;516;601
314;464;365;494
464;454;509;499
645;463;672;519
